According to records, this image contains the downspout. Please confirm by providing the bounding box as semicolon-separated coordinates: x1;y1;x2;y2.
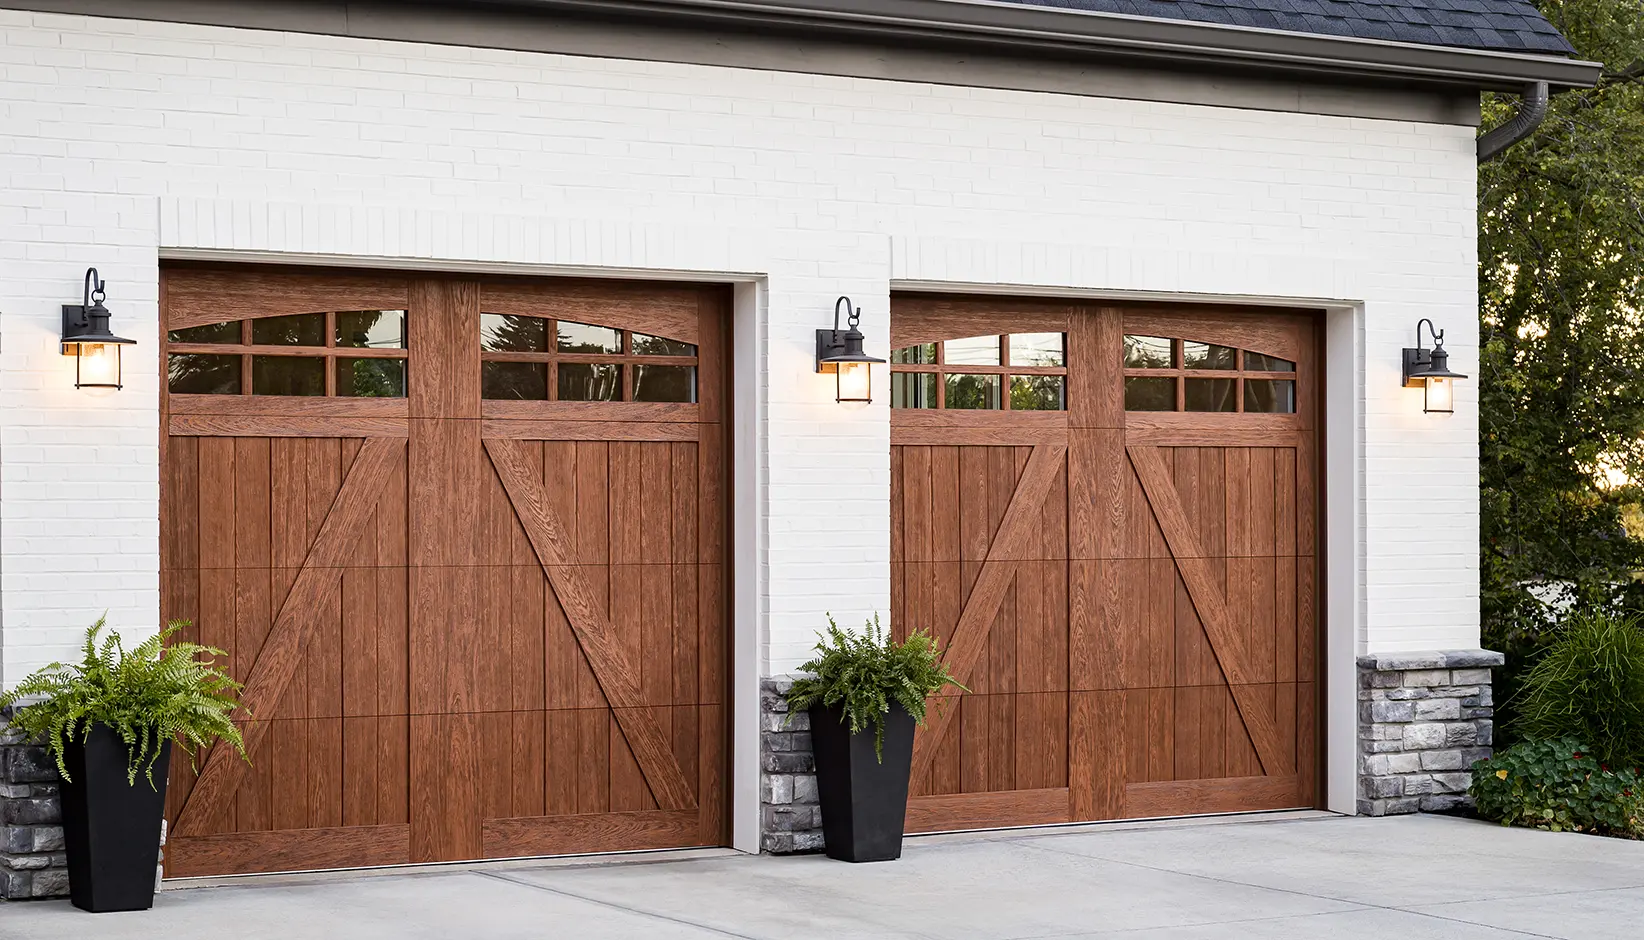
1477;81;1549;161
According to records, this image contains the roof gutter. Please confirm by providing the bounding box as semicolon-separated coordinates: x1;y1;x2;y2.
1477;81;1550;161
477;0;1604;92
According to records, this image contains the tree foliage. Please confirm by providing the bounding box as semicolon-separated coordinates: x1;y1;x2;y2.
1479;0;1644;660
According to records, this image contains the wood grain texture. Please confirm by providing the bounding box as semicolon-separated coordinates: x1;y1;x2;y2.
174;438;408;838
478;280;702;346
170;415;409;439
1122;775;1302;818
1126;444;1290;776
482;400;702;423
910;443;1068;786
485;437;697;811
482;809;704;858
165;268;410;332
166;824;412;877
481;419;700;442
893;426;1068;446
168;396;410;418
905;788;1071;833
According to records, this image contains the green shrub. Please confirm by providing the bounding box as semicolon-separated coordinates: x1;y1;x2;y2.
1512;609;1644;769
0;617;248;787
784;614;965;760
1470;739;1644;837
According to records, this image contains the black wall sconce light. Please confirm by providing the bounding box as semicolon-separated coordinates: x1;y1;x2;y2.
62;268;135;390
1402;318;1467;414
816;296;885;403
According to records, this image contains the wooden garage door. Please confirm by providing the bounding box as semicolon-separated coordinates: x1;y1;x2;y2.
159;266;729;876
890;295;1319;832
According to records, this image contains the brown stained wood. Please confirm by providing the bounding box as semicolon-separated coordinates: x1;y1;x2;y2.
170;415;409;439
894;426;1068;447
164;268;409;332
1122;310;1302;363
892;410;1068;430
175;438;408;839
1126;429;1301;449
166;824;412;878
904;788;1071;833
168;395;410;418
911;444;1068;785
482;400;702;423
1127;444;1291;777
478;280;702;346
1122;775;1303;818
1122;413;1300;434
889;295;1073;349
485;438;697;811
482;809;703;858
481;419;699;442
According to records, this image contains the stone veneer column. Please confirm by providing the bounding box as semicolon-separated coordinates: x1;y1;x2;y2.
1357;650;1505;816
759;677;824;853
1;709;69;900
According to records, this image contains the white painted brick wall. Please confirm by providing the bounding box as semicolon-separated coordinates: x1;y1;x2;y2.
0;9;1478;687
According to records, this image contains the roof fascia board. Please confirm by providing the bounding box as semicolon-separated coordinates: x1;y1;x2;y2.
483;0;1603;90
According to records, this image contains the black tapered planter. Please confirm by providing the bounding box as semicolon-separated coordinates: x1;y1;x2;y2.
809;702;915;862
60;723;171;913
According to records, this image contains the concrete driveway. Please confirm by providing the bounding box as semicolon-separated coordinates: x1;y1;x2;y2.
6;812;1643;939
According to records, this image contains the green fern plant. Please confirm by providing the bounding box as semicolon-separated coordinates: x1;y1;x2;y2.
0;617;248;787
784;614;965;761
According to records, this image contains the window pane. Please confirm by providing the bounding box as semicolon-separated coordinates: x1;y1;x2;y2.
1010;375;1065;411
1244;351;1295;372
336;358;406;397
891;372;937;409
481;314;547;352
168;353;241;394
251;313;325;347
1183;341;1236;370
632;333;696;356
633;364;696;403
168;321;239;344
891;343;936;365
944;335;1001;366
336;310;406;349
251;356;325;395
1124;376;1176;411
558;363;622;401
1123;335;1173;368
1009;333;1065;367
482;361;548;400
557;321;623;354
1245;379;1296;413
944;373;1001;409
1184;378;1237;412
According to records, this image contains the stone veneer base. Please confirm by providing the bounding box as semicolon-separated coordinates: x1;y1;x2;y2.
1;708;69;900
1357;649;1504;816
759;676;824;854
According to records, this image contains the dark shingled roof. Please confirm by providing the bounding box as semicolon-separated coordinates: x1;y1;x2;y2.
1003;0;1576;55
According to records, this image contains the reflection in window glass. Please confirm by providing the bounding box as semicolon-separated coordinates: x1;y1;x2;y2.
336;310;407;349
1124;376;1176;411
944;335;1001;366
1244;351;1296;372
482;361;548;400
168;354;241;394
1183;341;1236;370
633;364;696;403
557;321;623;354
251;314;325;347
336;358;406;397
1010;375;1065;411
945;373;1001;409
168;321;240;344
1184;378;1237;412
558;363;621;401
631;333;696;356
481;314;548;352
891;372;937;409
252;357;325;395
1123;335;1173;369
1009;333;1065;367
890;343;936;365
1245;379;1297;413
